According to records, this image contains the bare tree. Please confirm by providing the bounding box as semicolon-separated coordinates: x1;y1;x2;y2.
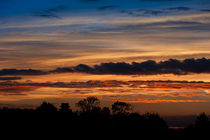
112;101;132;115
76;96;100;112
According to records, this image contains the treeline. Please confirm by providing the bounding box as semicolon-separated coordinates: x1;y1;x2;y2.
0;96;209;138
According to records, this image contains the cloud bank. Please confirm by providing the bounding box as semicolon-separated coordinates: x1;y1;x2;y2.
1;58;210;76
52;58;210;75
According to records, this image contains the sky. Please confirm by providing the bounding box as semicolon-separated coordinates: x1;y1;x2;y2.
0;0;210;116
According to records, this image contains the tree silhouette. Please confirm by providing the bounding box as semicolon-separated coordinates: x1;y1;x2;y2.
59;103;72;113
2;97;210;138
76;96;100;112
112;101;132;115
101;107;111;115
195;112;209;128
36;102;57;113
144;113;168;128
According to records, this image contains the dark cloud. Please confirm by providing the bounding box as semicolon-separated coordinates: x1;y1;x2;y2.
33;13;60;19
120;9;165;17
50;67;73;73
52;58;210;75
0;77;22;81
120;6;194;17
142;9;164;15
0;69;46;76
33;6;69;19
1;58;210;75
97;6;117;11
167;7;191;11
200;9;210;12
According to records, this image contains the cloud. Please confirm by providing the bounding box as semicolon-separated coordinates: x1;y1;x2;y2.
110;19;208;34
52;58;210;75
0;69;46;76
120;9;166;16
0;85;38;96
0;88;32;96
97;6;117;11
109;98;206;103
200;9;210;12
1;58;210;76
0;77;22;81
33;12;61;19
51;67;74;73
167;7;191;11
33;5;69;19
0;79;209;90
119;7;195;17
1;80;210;104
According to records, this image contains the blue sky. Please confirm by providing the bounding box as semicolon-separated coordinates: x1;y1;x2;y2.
0;0;209;17
0;0;210;69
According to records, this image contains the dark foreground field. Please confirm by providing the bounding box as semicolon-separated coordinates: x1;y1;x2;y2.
0;97;209;139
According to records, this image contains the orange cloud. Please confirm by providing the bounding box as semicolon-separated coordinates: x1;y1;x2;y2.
108;98;206;103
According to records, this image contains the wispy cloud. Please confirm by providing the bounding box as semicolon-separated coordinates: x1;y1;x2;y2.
1;80;210;103
0;0;210;70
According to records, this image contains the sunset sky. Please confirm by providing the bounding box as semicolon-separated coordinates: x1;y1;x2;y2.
0;0;210;116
